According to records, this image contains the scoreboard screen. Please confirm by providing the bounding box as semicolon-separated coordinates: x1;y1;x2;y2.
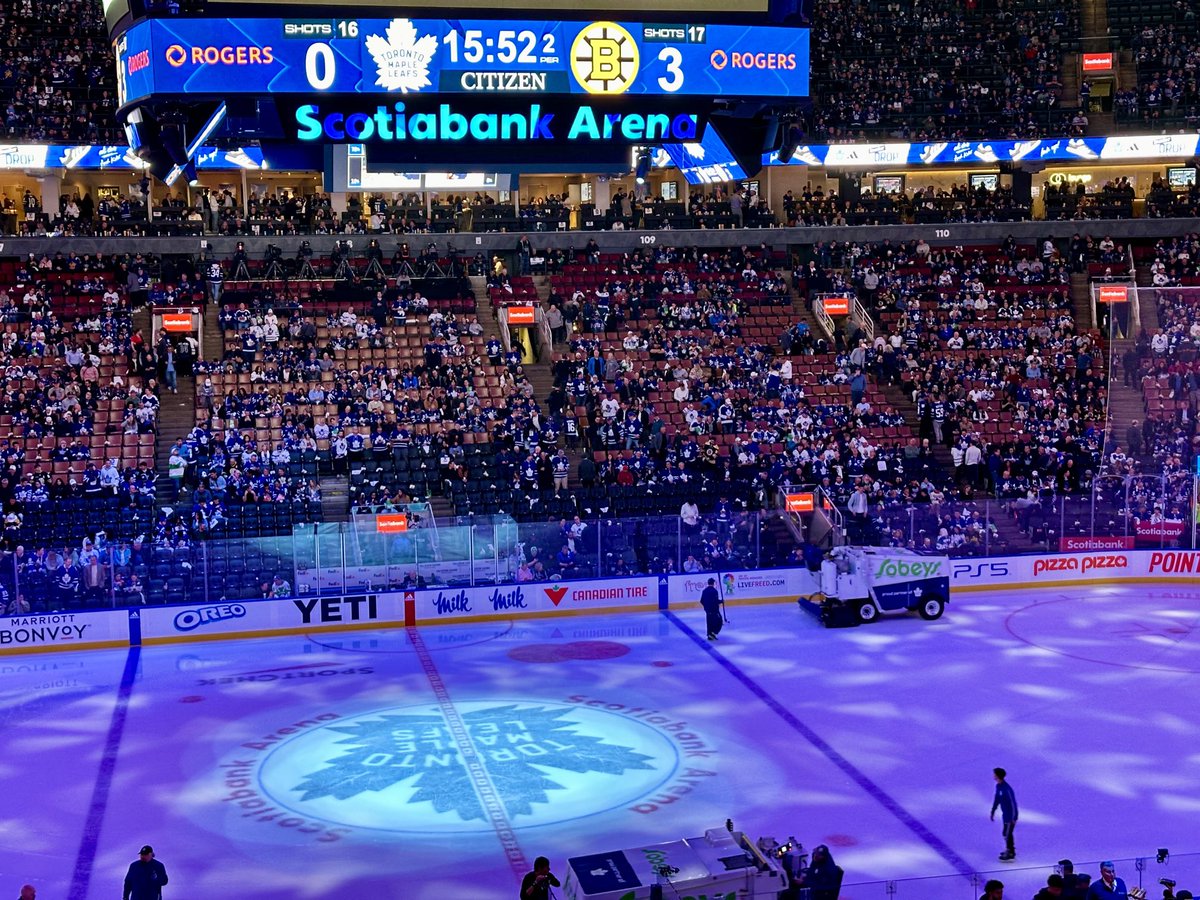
205;0;770;10
115;16;809;107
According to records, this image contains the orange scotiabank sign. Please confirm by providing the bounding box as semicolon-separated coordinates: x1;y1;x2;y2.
1082;52;1113;72
162;313;193;331
823;296;850;316
376;513;409;533
1097;285;1129;304
508;305;536;325
786;493;815;513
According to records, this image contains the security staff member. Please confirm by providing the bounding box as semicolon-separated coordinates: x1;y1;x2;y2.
124;845;169;900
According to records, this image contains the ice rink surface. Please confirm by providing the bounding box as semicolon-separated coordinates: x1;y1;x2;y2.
2;583;1200;900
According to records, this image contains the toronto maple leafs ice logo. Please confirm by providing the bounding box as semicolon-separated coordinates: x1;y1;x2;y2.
293;704;655;822
366;18;438;93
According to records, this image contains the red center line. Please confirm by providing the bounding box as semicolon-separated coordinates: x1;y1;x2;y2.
406;625;530;882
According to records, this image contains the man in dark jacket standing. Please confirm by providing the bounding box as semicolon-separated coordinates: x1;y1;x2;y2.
124;845;169;900
701;578;724;641
990;767;1019;861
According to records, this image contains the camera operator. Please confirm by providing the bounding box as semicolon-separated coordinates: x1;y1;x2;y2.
296;240;313;261
520;856;560;900
797;844;843;900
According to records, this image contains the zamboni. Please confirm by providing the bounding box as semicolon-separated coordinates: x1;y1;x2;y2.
799;546;950;626
562;825;788;900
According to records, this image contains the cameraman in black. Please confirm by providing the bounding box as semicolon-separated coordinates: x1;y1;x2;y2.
231;241;249;280
520;856;560;900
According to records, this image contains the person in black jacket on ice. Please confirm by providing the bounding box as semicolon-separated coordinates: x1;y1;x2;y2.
991;767;1019;861
701;578;724;641
124;845;169;900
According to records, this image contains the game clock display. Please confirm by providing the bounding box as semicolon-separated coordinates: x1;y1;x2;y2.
116;15;809;106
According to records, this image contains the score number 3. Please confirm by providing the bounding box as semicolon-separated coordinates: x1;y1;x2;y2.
657;47;683;92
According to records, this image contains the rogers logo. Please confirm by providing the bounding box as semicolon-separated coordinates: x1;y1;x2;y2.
126;49;150;74
545;586;569;607
1032;555;1127;577
166;44;275;68
729;51;797;70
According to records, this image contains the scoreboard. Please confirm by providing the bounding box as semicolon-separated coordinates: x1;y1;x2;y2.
116;16;809;107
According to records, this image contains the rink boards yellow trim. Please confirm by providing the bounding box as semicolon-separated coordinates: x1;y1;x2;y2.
141;618;413;646
0;638;128;656
951;576;1200;593
411;601;658;627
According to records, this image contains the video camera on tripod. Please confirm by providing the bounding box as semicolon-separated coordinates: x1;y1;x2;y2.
230;241;250;281
262;243;285;279
332;240;356;279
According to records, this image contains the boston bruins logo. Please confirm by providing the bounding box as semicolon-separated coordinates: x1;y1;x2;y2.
570;22;640;94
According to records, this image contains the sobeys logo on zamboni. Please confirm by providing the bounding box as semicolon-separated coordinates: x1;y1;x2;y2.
874;559;944;580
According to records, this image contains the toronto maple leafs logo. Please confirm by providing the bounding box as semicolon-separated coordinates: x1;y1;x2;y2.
260;702;674;833
366;18;438;93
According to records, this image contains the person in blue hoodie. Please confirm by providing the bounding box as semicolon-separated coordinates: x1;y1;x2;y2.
991;766;1019;861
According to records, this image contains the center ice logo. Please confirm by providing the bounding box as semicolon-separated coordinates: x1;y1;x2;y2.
256;701;679;833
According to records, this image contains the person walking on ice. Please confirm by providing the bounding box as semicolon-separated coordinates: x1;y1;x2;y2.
991;767;1018;861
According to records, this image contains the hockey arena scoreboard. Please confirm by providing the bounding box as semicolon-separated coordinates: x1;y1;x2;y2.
115;16;809;107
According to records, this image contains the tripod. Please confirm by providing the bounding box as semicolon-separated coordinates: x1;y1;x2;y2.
231;259;250;281
263;257;284;280
297;258;317;280
394;259;418;278
365;256;387;281
334;256;355;280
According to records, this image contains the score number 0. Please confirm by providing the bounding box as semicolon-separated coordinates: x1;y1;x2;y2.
305;20;357;90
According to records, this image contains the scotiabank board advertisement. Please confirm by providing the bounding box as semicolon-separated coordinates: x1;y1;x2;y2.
668;568;819;606
1135;521;1187;545
409;577;659;624
139;594;401;643
1059;536;1135;552
0;609;129;654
